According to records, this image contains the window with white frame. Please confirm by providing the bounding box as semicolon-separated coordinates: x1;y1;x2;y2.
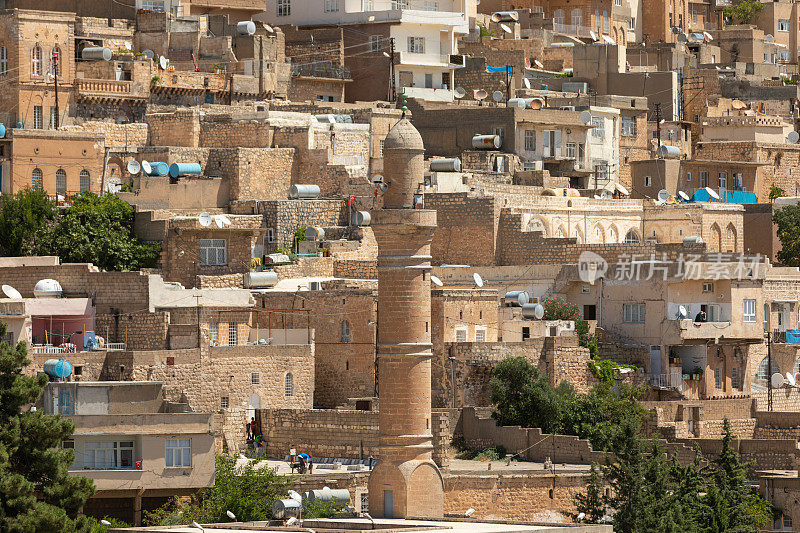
571;8;582;25
0;46;7;75
779;19;790;31
324;0;339;11
49;107;57;129
565;142;577;159
594;163;608;182
686;171;692;183
369;35;384;52
718;172;727;189
31;44;42;76
33;105;43;129
628;17;635;31
423;1;438;9
266;228;275;243
542;129;561;157
32;168;42;189
591;116;605;138
285;373;294;396
199;239;226;265
251;372;260;384
731;366;740;389
623;303;646;323
391;0;408;7
407;37;424;54
524;130;536;151
475;326;487;343
56;169;66;195
523;161;537;171
779;49;791;62
85;441;134;469
209;322;218;344
644;176;652;187
699;171;708;187
756;356;771;380
454;326;467;342
702;282;714;293
621;116;636;136
379;140;384;157
220;396;229;409
277;0;291;16
624;230;639;243
165;438;191;467
141;0;165;11
743;299;756;322
714;367;722;389
227;322;238;346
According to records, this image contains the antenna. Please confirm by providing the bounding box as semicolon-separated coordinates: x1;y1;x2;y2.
771;372;785;389
473;273;484;287
430;275;444;287
2;284;22;299
579;110;592;124
454;87;466;99
500;23;512;33
678;190;690;201
492;90;504;102
126;160;141;175
788;131;799;144
657;189;670;202
198;212;212;227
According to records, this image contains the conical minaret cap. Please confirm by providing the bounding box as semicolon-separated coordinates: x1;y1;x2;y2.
384;118;424;151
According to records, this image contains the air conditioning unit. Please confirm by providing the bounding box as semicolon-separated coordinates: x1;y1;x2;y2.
309;281;323;291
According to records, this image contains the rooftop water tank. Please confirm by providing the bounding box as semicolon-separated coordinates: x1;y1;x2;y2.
245;271;278;288
34;279;62;298
522;303;545;319
237;21;256;35
147;162;169;176
81;46;112;61
472;135;502;150
305;226;325;241
289;184;321;199
683;236;703;244
271;498;301;519
657;145;681;159
504;290;530;307
44;358;72;378
0;123;6;138
430;158;462;172
306;488;351;504
169;162;202;178
351;211;371;226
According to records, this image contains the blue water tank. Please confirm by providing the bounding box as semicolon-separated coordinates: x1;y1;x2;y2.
43;358;72;378
540;84;549;90
169;162;202;178
0;124;7;138
148;162;169;176
15;122;23;129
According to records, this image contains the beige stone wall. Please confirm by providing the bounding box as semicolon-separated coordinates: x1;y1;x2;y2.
61;121;148;147
289;77;346;104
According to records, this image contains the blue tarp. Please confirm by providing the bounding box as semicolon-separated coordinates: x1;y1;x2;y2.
690;189;716;202
689;189;758;204
486;65;510;73
787;329;800;344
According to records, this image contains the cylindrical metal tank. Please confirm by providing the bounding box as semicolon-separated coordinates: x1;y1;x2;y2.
146;162;169;176
0;124;6;138
656;145;681;159
306;488;351;504
271;498;301;519
491;11;520;22
289;184;321;199
44;359;72;378
169;162;202;178
237;21;256;35
472;135;502;150
305;226;325;241
430;158;462;172
351;211;371;226
507;98;533;109
522;303;544;319
683;236;703;244
81;46;112;61
504;291;530;307
245;271;278;288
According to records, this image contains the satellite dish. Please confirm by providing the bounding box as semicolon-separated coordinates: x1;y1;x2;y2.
454;87;466;98
533;303;544;319
126;160;141;175
671;26;681;35
263;23;275;33
159;56;168;69
371;174;385;184
589;30;598;42
788;131;799;144
288;490;302;502
105;176;122;193
678;190;690;201
492;91;504;102
523;77;531;89
534;59;544;69
657;189;670;202
602;34;615;44
378;182;388;192
579;110;592;124
731;99;747;110
704;187;721;200
430;274;443;287
141;160;152;175
703;31;713;41
2;284;22;299
600;189;613;199
473;273;484;287
677;33;688;43
529;98;544;109
142;49;154;59
787;372;796;387
678;305;688;318
474;89;488;101
765;34;774;43
218;214;231;226
772;372;785;388
501;23;512;33
198;212;212;227
594;194;601;199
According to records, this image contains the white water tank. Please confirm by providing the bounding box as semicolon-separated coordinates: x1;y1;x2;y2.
34;279;63;298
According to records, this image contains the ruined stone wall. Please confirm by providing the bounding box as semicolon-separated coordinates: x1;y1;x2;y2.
146;109;200;147
94;311;170;351
425;193;498;266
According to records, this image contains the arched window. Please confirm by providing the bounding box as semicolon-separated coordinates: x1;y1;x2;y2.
624;230;640;243
31;44;42;76
340;320;350;343
594;224;605;243
55;169;66;195
79;170;90;192
284;373;294;397
51;46;61;76
756;356;772;380
31;168;42;189
726;223;737;252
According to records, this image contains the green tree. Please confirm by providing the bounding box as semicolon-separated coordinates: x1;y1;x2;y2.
0;187;57;257
569;463;605;523
723;0;764;24
0;321;95;531
44;193;160;271
542;297;598;357
773;204;800;266
769;185;786;201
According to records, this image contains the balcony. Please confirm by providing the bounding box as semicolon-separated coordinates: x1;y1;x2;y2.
648;371;686;392
553;22;593;38
75;79;132;96
663;319;763;343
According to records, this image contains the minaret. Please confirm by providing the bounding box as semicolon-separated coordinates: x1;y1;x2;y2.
367;109;444;519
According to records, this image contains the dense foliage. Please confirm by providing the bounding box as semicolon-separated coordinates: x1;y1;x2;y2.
541;297;597;357
722;0;764;24
0;190;160;271
572;419;775;533
0;321;96;531
489;356;646;451
773;204;800;266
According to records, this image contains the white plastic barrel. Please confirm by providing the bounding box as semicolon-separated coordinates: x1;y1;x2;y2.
472;135;502;150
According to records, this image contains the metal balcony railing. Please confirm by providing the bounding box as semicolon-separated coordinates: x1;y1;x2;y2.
648;372;686;392
291;63;351;80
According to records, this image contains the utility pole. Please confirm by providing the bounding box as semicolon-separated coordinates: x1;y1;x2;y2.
505;64;513;105
654;102;662;158
767;331;773;411
52;50;59;129
389;37;396;102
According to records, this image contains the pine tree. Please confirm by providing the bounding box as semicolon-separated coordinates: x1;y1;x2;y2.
603;416;648;533
0;321;95;531
570;463;605;523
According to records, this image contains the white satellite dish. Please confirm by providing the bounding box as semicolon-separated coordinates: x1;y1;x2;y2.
430;274;444;287
678;190;690;201
473;273;484;287
772;372;785;389
523;77;531;89
678;305;688;318
579;110;592;124
501;23;512;33
492;91;504;102
218;214;231;226
787;372;797;387
765;34;774;43
533;303;544;319
534;59;544;69
704;187;721;200
263;23;275;33
703;31;713;41
602;34;615;44
474;89;488;101
141;160;152;175
593;194;601;199
288;490;302;502
126;160;141;175
371;174;384;184
105;176;122;194
198;212;212;227
600;189;613;199
2;284;22;299
142;49;154;60
378;182;388;192
159;56;168;69
454;87;466;98
589;30;598;42
657;189;670;202
788;131;799;144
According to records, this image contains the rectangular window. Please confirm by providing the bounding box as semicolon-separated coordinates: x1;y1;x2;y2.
50;107;58;129
524;130;536;151
743;299;756;322
379;139;384;157
277;0;291;16
141;0;165;10
644;176;652;187
228;322;238;346
714;367;722;389
577;143;585;162
699;171;708;187
209;322;219;344
324;0;339;11
628;17;635;31
565;142;577;159
718;172;727;189
407;37;424;54
423;0;438;9
594;163;609;182
702;282;714;293
731;367;740;389
251;372;260;384
391;0;408;8
221;396;229;408
266;228;275;243
686;171;692;182
591;116;605;138
85;441;134;470
199;239;227;266
0;46;6;75
165;438;191;468
621;116;636;136
33;106;43;129
454;327;467;342
369;35;384;52
779;19;790;32
424;73;432;88
362;0;373;9
475;327;487;343
542;129;561;157
623;303;646;323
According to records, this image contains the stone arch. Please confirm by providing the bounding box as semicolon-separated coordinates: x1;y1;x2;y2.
756;355;772;381
624;229;641;243
107;154;126;183
608;224;619;243
710;223;722;252
572;226;584;244
526;216;548;236
726;223;737;252
407;463;444;518
593;223;606;244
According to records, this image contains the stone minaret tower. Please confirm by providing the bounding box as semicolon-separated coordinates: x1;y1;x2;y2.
367;114;444;519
